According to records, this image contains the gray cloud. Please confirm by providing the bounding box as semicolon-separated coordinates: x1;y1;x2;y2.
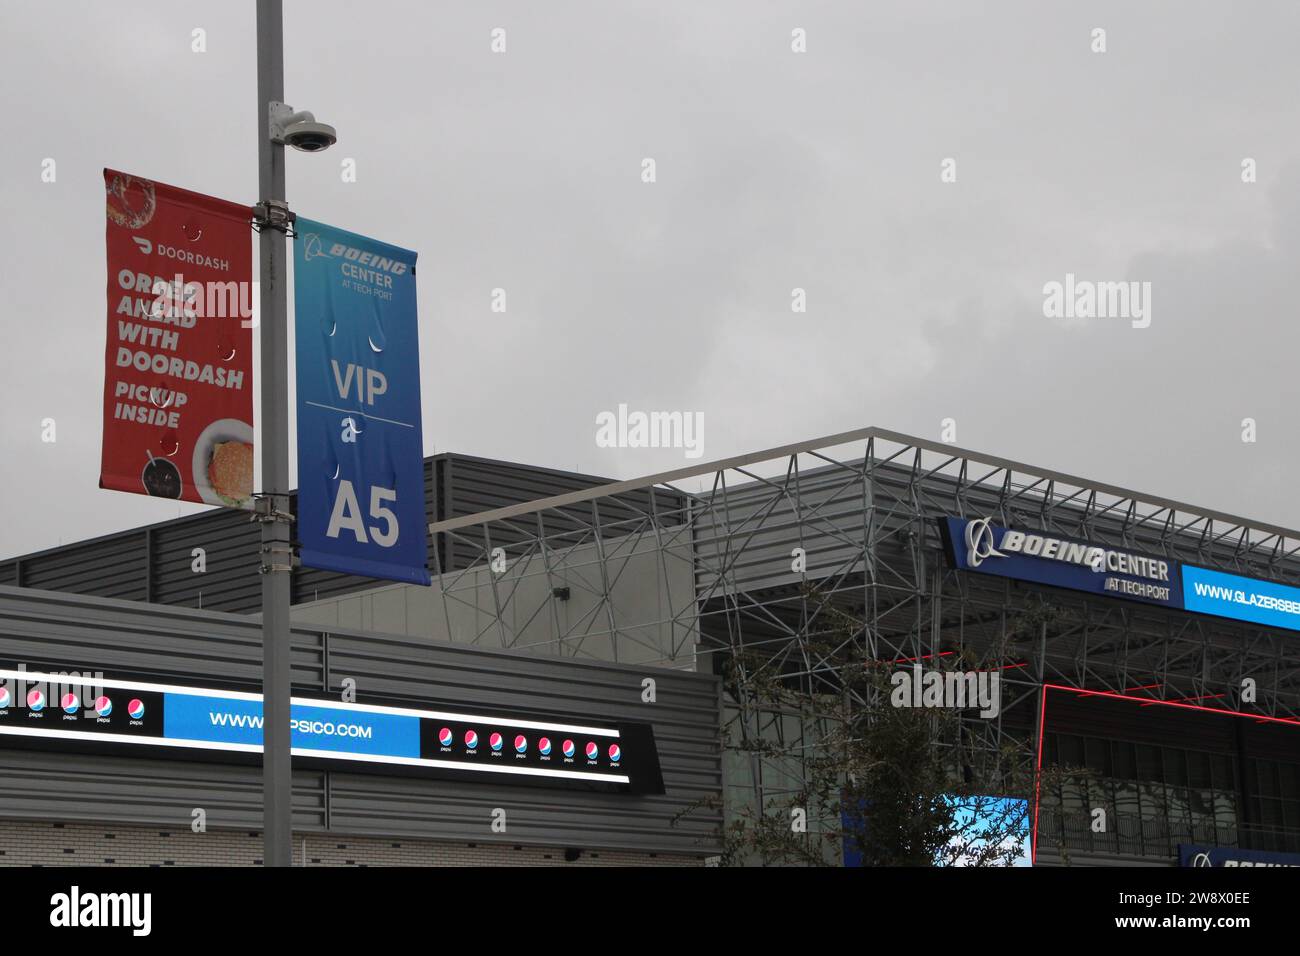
2;1;1297;557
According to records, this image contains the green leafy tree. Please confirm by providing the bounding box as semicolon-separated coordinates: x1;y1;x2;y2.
687;594;1078;866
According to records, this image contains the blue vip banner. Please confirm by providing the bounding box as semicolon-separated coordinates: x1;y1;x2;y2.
1181;565;1300;633
294;219;430;585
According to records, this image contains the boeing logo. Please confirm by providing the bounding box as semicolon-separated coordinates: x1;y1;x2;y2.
307;237;408;275
964;517;1004;568
301;232;333;262
956;517;1170;583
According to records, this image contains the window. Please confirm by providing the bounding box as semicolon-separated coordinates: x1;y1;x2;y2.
1086;737;1112;777
1040;734;1292;860
1059;734;1084;770
1163;748;1188;788
1187;751;1212;790
1211;754;1236;792
1255;760;1279;799
1112;740;1137;780
1136;744;1162;783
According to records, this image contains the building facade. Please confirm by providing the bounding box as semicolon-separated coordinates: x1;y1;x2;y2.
2;430;1297;866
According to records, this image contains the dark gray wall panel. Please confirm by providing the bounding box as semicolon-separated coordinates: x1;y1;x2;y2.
694;458;1300;600
437;455;685;573
0;454;684;618
0;751;326;832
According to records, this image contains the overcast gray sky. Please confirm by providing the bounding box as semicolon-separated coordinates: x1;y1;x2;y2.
2;0;1298;558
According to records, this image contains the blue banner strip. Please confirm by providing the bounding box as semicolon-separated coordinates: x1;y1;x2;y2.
944;516;1300;633
163;693;421;758
1181;565;1300;632
293;218;431;587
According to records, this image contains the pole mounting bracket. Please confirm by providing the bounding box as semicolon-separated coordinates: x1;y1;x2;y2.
258;541;299;574
251;494;296;525
253;199;295;234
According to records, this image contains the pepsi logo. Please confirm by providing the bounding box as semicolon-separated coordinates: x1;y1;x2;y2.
514;734;528;753
94;696;113;718
27;689;45;711
608;744;621;762
539;737;552;756
489;732;503;752
584;741;598;760
0;687;10;709
464;729;479;749
61;692;80;714
562;739;575;758
127;699;145;719
438;727;453;747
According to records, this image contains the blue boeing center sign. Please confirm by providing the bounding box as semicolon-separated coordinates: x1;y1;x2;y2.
941;516;1300;633
294;219;430;585
1178;844;1300;867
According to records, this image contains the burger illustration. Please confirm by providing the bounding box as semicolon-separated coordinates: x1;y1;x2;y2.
208;440;253;507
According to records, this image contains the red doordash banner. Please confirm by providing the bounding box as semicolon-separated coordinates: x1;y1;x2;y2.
101;169;255;508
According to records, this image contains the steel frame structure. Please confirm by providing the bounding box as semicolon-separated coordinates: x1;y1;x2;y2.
425;427;1300;851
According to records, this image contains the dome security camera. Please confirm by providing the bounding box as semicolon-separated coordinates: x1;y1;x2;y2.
283;118;336;152
268;102;337;153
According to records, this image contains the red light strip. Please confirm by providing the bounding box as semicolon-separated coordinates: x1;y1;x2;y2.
887;651;955;665
1164;693;1227;705
1032;687;1048;865
1044;684;1300;725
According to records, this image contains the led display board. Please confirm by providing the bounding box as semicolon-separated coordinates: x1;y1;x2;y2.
1181;565;1300;633
0;668;663;795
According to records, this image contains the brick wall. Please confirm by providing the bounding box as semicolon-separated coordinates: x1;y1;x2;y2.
0;820;703;867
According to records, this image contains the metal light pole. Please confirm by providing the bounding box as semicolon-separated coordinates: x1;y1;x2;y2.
255;0;293;868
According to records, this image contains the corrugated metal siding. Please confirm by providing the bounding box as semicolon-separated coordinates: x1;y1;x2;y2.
150;510;262;611
0;586;723;855
692;465;866;595
437;455;685;573
18;531;150;603
0;455;686;617
0;751;327;832
693;457;1300;597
